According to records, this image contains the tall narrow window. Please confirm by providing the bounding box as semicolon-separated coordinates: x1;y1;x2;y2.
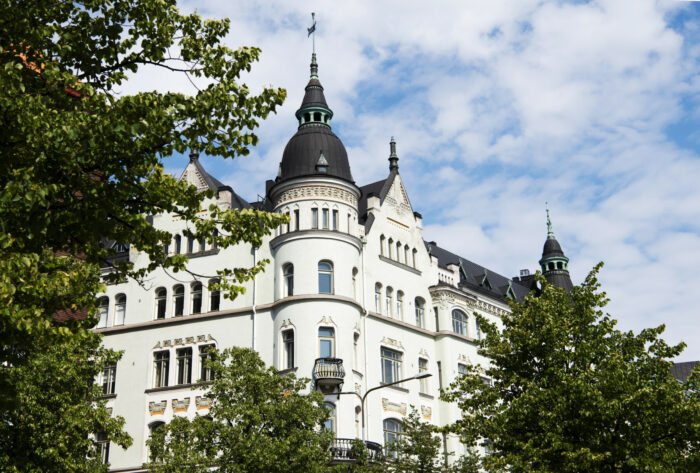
352;267;358;300
199;239;206;252
148;422;165;461
385;287;393;318
388;238;393;259
322;208;329;229
283;264;294;297
209;280;220;312
318;261;333;294
282;330;295;369
284;211;290;233
381;347;402;384
396;291;404;320
380;235;386;256
324;402;336;433
434;307;439;331
347;213;351;233
375;283;382;313
353;332;360;366
318;327;335;358
153;350;169;387
191;283;202;314
114;294;126;325
199;345;215;382
174;235;182;254
97;297;109;328
412;248;418;268
212;229;218;249
419;358;429;394
332;210;339;230
383;419;403;457
294;209;300;231
457;363;468;376
396;242;402;263
452;309;468;336
475;319;482;340
311;208;318;229
415;298;425;328
187;236;194;253
404;245;410;265
176;347;192;385
96;432;110;465
155;288;166;319
102;364;116;395
173;284;184;316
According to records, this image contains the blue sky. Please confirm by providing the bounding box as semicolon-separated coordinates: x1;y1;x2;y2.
126;0;700;360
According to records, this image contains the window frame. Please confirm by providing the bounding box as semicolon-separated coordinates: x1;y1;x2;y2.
153;350;170;388
282;329;295;369
318;327;335;358
102;363;116;395
97;296;109;328
415;298;425;328
209;280;220;312
452;309;468;336
283;263;294;297
418;358;429;394
383;418;403;457
173;284;185;317
191;283;203;314
155;288;167;319
199;344;216;382
311;208;319;229
114;294;126;326
381;347;402;384
318;260;334;294
176;347;193;385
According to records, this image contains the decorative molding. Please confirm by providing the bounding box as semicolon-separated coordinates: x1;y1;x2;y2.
172;398;190;413
421;405;432;420
382;398;407;415
148;400;167;415
276;185;358;207
380;336;404;350
419;348;429;358
281;318;293;328
317;315;336;327
153;334;216;350
458;353;469;363
195;396;211;410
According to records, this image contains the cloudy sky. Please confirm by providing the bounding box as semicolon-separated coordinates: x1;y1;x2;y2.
127;0;700;360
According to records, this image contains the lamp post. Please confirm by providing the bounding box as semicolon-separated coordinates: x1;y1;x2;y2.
339;372;432;442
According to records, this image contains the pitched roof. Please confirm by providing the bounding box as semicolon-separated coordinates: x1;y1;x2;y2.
357;170;399;233
671;361;699;383
426;242;531;302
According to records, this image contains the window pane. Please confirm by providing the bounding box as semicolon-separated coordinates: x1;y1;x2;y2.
320;339;333;358
319;273;332;293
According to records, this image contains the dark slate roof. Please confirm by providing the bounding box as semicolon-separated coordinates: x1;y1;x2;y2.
544;272;573;292
671;361;699;383
357;171;399;233
542;237;565;258
426;242;532;302
299;79;328;109
278;124;353;184
188;156;250;210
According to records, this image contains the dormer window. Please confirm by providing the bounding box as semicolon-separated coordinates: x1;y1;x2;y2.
316;152;329;173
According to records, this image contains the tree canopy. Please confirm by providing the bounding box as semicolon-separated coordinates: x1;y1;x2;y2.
145;346;333;473
443;264;700;473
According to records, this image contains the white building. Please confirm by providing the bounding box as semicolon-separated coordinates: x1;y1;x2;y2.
95;53;573;471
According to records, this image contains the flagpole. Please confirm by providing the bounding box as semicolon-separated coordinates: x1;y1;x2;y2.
311;12;316;55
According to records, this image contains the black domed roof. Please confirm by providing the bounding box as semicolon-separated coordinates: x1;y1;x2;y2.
280;124;353;182
542;237;565;258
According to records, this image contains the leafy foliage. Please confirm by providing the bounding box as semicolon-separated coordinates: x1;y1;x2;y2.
443;264;700;473
387;409;443;473
145;347;333;473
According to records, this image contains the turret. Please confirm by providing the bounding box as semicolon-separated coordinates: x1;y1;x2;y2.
538;205;573;291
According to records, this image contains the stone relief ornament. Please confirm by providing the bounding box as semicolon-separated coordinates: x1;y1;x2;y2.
381;337;404;350
421;405;432;420
172;398;190;413
382;398;407;415
148;400;167;415
195;396;211;410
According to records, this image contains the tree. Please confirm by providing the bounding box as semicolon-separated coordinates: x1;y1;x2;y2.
1;0;286;467
387;409;443;473
145;346;333;473
443;264;700;473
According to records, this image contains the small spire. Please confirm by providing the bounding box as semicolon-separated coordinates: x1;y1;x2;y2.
189;147;199;162
546;202;555;239
388;136;399;171
310;53;318;80
308;13;318;80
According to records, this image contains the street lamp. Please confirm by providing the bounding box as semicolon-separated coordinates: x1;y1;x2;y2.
339;372;432;442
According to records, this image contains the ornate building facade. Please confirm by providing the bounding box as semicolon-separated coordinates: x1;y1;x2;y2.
95;53;573;471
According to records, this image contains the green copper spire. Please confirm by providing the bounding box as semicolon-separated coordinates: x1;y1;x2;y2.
546;202;555;239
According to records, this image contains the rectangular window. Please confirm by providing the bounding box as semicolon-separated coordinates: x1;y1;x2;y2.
191;286;202;314
282;330;294;369
187;236;194;253
199;240;205;252
312;208;318;229
199;345;215;382
458;363;468;376
434;307;439;331
210;284;220;312
284;212;290;233
102;364;116;395
347;213;351;233
381;347;402;384
176;347;192;385
319;327;335;358
96;432;110;465
294;209;300;231
332;210;339;230
153;350;169;388
416;305;425;329
322;208;329;229
419;358;429;394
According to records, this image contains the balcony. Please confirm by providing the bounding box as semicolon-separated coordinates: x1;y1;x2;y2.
329;438;383;465
313;357;345;393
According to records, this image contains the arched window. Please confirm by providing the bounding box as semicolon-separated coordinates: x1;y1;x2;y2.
383;419;403;457
396;291;404;320
324;402;336;433
352;267;358;300
155;288;166;319
318;327;335;358
375;283;382;313
174;235;181;254
148;421;166;461
412;248;418;268
396;241;402;263
283;264;294;297
387;238;393;259
380;235;386;256
173;285;184;316
209;280;220;312
404;245;410;265
415;297;425;328
385;287;394;318
282;329;294;369
114;294;126;326
452;309;468;336
187;236;194;253
318;261;333;294
97;297;109;328
191;283;202;314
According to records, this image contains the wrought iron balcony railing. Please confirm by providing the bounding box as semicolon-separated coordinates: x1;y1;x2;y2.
313;357;345;393
329;438;383;464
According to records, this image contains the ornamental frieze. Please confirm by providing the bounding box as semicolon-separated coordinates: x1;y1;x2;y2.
172;398;190;413
276;185;358;206
153;334;216;349
195;396;211;410
149;400;167;415
381;337;404;350
421;405;432;420
382;398;407;415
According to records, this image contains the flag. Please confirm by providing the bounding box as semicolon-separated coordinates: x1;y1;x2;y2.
307;22;316;37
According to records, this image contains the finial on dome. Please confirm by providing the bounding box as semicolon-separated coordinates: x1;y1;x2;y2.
389;137;399;171
546;202;555;239
308;13;318;79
